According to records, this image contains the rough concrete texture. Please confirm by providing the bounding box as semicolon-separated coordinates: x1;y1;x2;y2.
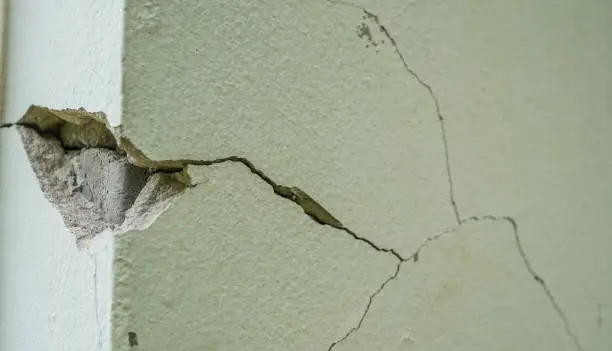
117;0;612;350
77;148;149;225
15;125;186;245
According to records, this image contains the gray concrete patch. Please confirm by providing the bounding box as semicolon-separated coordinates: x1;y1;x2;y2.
16;125;186;246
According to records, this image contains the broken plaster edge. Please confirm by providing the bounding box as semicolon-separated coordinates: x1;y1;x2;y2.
14;105;193;248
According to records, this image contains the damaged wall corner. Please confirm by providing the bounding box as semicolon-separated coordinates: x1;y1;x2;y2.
11;105;191;246
0;1;123;350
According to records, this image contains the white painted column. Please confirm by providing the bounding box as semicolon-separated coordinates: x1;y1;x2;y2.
0;1;122;350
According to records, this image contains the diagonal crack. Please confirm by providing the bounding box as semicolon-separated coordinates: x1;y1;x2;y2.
455;215;584;351
5;119;410;351
499;216;584;351
328;260;404;351
3;122;407;262
186;156;409;262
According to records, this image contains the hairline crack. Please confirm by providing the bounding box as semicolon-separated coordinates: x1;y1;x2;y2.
328;0;461;225
327;2;584;351
328;260;404;351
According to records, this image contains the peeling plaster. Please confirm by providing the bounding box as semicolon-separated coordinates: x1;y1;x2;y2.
359;5;461;225
3;107;410;265
1;106;190;245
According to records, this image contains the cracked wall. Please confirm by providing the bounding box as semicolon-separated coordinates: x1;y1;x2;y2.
113;0;612;350
3;106;191;246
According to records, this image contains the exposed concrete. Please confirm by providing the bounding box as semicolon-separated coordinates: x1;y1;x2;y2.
76;148;149;225
6;106;190;246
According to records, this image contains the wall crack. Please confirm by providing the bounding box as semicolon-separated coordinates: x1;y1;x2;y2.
328;261;404;351
329;0;461;225
2;107;407;263
363;7;461;225
1;6;584;349
186;156;409;262
327;2;584;351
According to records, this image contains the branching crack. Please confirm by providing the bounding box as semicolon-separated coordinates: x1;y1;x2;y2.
326;2;584;351
328;260;403;351
1;6;584;351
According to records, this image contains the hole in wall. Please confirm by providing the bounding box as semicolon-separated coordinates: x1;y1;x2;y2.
11;105;193;247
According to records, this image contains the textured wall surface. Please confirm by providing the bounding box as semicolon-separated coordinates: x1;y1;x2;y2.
116;0;612;350
0;0;122;350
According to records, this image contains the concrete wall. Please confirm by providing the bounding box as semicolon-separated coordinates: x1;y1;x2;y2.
114;0;612;350
0;0;122;350
1;1;610;350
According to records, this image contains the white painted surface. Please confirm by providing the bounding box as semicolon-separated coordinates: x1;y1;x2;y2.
0;0;122;350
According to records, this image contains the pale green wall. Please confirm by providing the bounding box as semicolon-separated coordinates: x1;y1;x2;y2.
114;1;612;350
